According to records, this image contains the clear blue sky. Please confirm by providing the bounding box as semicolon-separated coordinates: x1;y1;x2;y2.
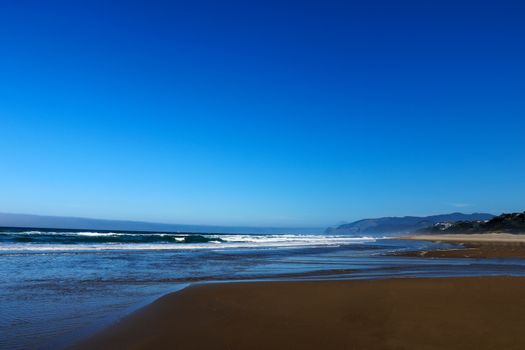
1;0;524;227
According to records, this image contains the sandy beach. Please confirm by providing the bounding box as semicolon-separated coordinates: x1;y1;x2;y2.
72;276;525;350
403;233;525;243
401;233;525;258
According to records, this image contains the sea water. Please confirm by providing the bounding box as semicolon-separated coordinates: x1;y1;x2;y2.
2;228;525;349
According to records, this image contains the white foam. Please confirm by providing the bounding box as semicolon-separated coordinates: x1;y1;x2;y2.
0;234;377;252
10;231;126;237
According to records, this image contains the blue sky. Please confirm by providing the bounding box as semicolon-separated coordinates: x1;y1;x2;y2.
1;0;524;226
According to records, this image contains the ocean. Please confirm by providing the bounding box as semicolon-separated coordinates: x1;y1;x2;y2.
2;228;525;349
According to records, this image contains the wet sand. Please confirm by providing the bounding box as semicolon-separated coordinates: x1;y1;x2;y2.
401;233;525;258
72;277;525;350
404;233;525;243
398;242;525;258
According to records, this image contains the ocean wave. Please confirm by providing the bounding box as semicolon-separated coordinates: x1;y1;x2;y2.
0;232;223;245
0;230;377;252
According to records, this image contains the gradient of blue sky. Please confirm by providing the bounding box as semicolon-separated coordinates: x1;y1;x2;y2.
1;0;524;226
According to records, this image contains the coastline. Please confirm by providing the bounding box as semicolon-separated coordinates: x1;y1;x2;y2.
71;276;525;350
9;233;525;349
399;233;525;258
402;233;525;243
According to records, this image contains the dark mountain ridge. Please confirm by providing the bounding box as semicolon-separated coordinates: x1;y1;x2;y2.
422;212;525;234
325;213;495;235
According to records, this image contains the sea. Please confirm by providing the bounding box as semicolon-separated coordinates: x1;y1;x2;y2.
2;227;525;349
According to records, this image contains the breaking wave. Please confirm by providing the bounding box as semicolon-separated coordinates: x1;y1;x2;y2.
0;229;377;252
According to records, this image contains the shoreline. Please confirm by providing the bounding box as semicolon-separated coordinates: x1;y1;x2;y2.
399;233;525;258
402;232;525;243
71;276;525;350
63;236;525;349
54;284;190;350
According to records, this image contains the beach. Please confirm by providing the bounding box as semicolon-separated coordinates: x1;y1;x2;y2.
5;231;525;349
404;233;525;243
3;0;523;348
71;234;525;350
400;233;525;258
72;276;525;350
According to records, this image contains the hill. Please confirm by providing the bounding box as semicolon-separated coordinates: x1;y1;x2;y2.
325;213;495;235
422;212;525;234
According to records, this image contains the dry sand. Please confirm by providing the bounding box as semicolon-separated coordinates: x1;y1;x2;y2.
401;233;525;258
404;233;525;243
72;277;525;350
